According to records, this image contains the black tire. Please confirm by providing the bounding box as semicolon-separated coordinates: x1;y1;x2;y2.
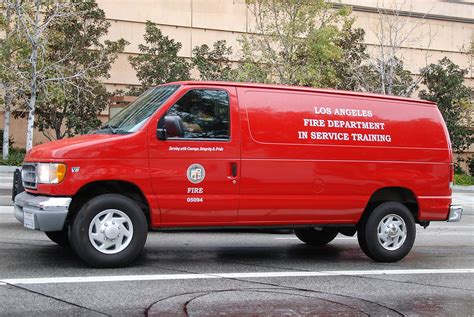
69;194;148;268
45;229;70;247
294;227;338;246
357;226;373;258
357;201;416;262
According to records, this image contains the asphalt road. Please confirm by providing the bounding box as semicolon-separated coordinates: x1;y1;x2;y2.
0;202;473;316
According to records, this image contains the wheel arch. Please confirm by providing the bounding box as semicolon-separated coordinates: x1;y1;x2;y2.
68;180;151;226
359;187;419;225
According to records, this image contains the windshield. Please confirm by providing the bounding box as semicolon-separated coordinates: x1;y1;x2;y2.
101;85;180;134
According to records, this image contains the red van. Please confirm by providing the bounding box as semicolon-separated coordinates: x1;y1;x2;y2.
13;81;462;267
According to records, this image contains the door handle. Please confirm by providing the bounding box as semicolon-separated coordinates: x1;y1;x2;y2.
229;162;238;178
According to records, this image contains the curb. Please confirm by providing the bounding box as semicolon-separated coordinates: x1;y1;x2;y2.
0;196;12;206
453;185;474;193
0;166;19;173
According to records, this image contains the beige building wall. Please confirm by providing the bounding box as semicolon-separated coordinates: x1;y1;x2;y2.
100;0;473;91
2;0;473;154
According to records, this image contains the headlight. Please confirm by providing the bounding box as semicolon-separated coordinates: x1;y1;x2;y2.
37;163;67;184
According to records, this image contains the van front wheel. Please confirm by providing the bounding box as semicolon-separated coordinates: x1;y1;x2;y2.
358;201;415;262
294;227;338;246
69;194;148;268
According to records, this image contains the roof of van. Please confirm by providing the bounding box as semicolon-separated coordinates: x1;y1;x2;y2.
164;81;436;106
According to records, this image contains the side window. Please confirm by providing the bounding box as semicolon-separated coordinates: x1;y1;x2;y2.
165;89;230;140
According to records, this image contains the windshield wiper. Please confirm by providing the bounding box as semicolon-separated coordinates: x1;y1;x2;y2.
101;124;118;134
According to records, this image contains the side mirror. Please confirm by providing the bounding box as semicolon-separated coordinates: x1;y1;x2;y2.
157;127;167;140
157;115;184;140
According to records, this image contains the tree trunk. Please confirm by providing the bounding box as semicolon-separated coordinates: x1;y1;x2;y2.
2;5;12;159
25;0;41;152
3;87;12;160
26;43;38;152
26;85;36;152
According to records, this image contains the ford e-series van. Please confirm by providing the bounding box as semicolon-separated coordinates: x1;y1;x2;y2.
13;81;462;267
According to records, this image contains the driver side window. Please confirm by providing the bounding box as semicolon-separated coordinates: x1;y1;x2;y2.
165;89;230;140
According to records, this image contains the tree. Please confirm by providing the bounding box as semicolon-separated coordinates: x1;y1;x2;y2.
238;0;350;87
363;57;414;96
0;3;15;159
192;40;234;81
366;0;434;96
9;0;69;151
129;21;191;95
0;1;28;158
233;37;271;83
331;15;414;95
35;0;126;140
419;57;473;155
332;19;369;91
7;0;121;150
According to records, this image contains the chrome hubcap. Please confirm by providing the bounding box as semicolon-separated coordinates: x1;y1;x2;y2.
88;209;133;254
377;214;407;251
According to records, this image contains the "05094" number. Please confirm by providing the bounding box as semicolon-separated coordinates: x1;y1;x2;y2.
186;197;204;203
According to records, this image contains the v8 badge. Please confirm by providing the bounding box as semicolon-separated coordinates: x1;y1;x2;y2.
187;164;205;184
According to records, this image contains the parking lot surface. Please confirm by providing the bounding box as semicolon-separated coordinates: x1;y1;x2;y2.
0;201;473;316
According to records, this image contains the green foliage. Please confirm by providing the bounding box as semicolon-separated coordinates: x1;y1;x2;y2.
468;157;474;176
34;0;127;140
419;57;473;154
237;0;350;87
362;57;415;96
466;156;474;176
333;19;369;91
129;21;191;95
297;24;343;87
233;38;271;83
0;3;28;159
0;147;25;166
192;40;234;81
454;174;474;186
0;3;29;111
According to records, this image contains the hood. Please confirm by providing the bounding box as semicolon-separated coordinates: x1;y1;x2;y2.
26;132;148;161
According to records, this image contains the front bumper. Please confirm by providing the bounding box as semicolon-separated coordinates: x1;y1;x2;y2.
447;205;463;222
14;191;72;231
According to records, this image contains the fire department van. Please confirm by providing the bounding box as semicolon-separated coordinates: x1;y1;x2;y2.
13;81;462;267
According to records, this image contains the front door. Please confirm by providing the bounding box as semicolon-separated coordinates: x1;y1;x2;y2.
149;86;240;226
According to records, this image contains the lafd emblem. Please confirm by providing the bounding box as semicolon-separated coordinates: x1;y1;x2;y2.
187;164;205;184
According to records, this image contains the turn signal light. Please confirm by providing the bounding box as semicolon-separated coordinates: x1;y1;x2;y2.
37;163;67;184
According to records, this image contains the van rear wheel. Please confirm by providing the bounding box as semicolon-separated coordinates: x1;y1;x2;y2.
294;227;338;246
358;201;415;262
69;194;148;268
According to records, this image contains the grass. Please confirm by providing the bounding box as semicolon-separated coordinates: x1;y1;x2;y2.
0;148;25;166
454;173;474;186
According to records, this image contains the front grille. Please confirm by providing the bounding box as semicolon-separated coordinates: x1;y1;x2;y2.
21;163;37;189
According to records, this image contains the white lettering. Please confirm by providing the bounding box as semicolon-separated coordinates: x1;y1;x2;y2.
187;187;204;194
325;120;386;130
334;108;373;118
351;133;392;143
314;107;332;115
303;119;325;127
311;132;349;141
169;146;224;152
298;131;308;139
